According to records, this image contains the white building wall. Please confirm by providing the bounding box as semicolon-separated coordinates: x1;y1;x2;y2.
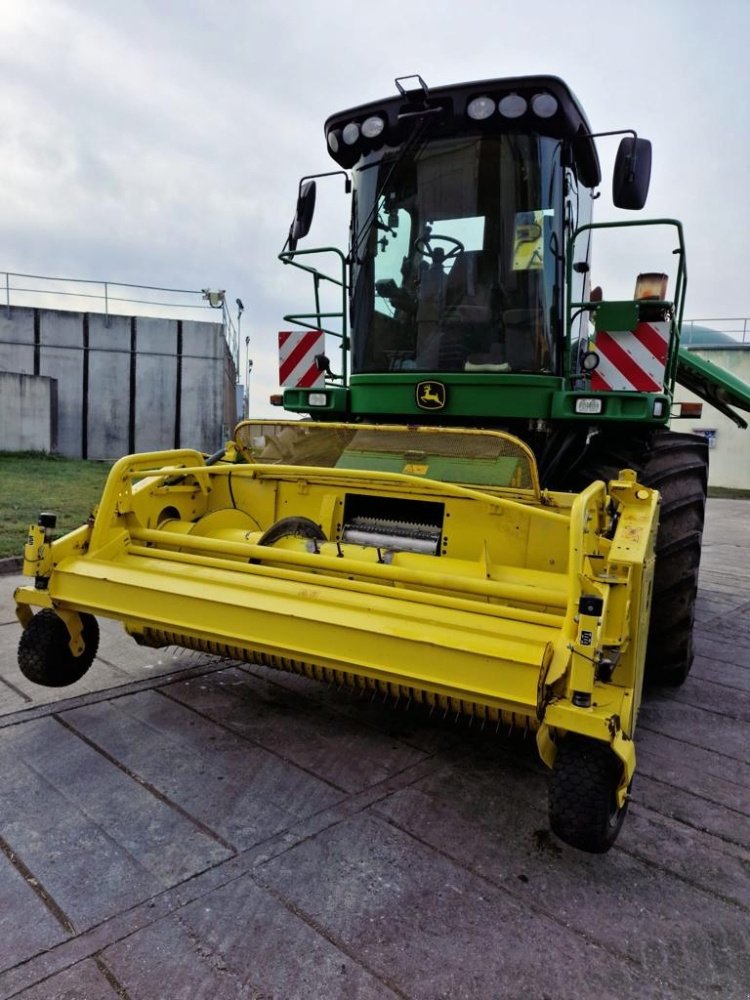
672;347;750;490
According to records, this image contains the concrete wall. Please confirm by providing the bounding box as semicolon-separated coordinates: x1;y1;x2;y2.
0;305;236;459
672;347;750;490
0;372;57;451
87;313;131;459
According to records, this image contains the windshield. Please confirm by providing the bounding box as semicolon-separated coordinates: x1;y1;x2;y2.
350;134;563;375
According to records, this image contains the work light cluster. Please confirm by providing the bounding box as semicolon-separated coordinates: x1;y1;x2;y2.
328;115;385;152
466;92;559;121
328;91;560;154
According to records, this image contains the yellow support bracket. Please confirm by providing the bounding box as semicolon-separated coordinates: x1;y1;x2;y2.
55;608;86;657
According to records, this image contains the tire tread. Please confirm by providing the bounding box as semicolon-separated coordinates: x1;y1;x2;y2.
18;609;99;687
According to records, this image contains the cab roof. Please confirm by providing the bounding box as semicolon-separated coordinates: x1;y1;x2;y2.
324;74;601;188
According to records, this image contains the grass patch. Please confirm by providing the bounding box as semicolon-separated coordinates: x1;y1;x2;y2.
0;452;111;558
708;486;750;499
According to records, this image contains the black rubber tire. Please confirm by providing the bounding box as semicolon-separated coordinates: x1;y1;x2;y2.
549;736;629;853
18;609;100;687
562;428;708;686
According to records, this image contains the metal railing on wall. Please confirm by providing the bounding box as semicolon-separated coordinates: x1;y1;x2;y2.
1;269;241;369
683;318;750;345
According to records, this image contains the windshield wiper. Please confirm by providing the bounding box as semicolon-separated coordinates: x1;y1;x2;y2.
352;118;434;263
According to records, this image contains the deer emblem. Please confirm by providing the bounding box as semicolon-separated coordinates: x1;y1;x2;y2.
416;381;446;409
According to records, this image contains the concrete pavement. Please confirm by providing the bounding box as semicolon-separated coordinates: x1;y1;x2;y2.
0;499;748;999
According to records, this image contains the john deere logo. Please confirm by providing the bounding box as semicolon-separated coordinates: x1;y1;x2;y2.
416;381;447;410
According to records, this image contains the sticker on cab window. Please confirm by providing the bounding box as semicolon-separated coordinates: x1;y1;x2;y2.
512;210;552;271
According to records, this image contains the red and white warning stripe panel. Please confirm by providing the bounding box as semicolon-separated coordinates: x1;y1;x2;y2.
278;330;325;389
591;320;669;393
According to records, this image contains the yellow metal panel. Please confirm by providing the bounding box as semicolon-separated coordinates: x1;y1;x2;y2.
43;553;555;717
14;425;659;776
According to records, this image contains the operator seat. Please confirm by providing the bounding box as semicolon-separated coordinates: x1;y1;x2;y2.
415;251;449;368
439;251;504;370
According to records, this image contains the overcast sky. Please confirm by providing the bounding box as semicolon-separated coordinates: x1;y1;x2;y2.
2;0;748;415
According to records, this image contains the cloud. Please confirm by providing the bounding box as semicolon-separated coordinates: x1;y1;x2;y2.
1;0;748;418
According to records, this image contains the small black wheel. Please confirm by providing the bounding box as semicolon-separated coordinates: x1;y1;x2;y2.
18;609;100;687
549;736;629;853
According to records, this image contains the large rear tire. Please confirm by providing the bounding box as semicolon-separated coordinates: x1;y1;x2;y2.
561;428;708;686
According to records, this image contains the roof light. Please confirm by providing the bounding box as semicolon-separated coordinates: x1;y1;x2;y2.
342;122;360;145
361;115;385;138
498;93;527;118
531;93;558;118
467;96;495;120
635;272;668;300
327;130;340;153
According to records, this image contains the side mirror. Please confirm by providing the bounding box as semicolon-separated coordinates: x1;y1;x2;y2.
613;136;652;210
288;179;317;251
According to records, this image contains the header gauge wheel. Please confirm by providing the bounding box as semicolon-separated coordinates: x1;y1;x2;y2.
549;736;629;854
18;609;99;687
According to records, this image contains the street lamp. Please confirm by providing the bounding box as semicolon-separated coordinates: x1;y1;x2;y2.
201;288;225;308
246;353;253;418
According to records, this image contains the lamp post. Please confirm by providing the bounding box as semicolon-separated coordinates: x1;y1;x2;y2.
246;353;253;418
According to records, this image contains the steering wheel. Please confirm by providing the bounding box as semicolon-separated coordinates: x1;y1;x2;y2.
413;234;465;263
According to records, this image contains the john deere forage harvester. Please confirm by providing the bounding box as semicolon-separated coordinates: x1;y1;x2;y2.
15;74;750;852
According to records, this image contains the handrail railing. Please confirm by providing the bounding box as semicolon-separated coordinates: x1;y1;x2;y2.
566;218;687;392
278;247;349;384
682;317;750;344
